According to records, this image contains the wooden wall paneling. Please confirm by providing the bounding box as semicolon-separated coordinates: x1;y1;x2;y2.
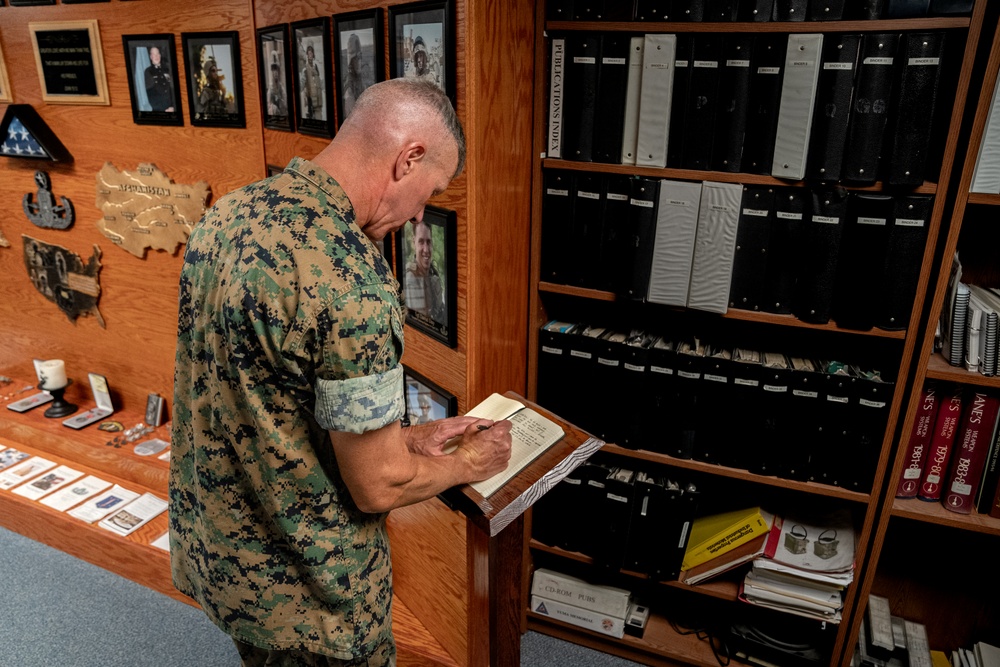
0;0;264;414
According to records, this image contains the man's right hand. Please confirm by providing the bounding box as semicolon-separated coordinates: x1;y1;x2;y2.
455;419;513;482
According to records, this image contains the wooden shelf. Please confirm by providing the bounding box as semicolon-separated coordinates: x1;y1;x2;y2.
925;352;1000;388
599;444;873;503
542;158;938;195
547;18;971;34
966;192;1000;206
529;540;739;602
891;497;1000;536
538;282;908;339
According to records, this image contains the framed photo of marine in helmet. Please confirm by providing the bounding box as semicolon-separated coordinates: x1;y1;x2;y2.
181;31;245;128
333;9;384;129
256;24;294;132
291;18;335;138
395;205;457;348
122;34;183;126
388;1;454;104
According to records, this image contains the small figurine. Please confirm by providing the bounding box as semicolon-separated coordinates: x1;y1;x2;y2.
23;170;74;230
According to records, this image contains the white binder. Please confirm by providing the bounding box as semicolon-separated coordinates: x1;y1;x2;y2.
772;34;824;180
971;70;1000;193
635;33;677;168
646;179;702;307
687;181;743;314
620;36;645;165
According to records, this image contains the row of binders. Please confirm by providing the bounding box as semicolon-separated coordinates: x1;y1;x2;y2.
547;0;972;22
537;323;895;492
542;171;931;330
548;30;947;184
532;459;700;581
938;257;1000;376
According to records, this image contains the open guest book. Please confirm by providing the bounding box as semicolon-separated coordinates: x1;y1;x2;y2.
440;391;604;536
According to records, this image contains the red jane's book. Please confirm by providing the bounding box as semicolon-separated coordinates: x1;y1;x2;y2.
896;383;938;498
918;384;964;502
942;391;1000;514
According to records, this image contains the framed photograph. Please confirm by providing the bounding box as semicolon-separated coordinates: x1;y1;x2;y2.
28;20;109;105
266;164;284;177
122;34;183;126
181;31;245;128
0;38;12;104
256;24;294;132
402;365;456;426
388;1;454;102
333;9;384;127
395;205;457;348
291;18;335;138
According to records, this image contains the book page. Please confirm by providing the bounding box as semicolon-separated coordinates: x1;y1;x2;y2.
470;407;565;498
466;393;525;421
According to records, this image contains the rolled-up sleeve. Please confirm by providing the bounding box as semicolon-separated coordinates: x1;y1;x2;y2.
315;365;405;433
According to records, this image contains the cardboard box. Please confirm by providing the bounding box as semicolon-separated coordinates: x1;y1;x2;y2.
530;568;631;619
530;595;626;638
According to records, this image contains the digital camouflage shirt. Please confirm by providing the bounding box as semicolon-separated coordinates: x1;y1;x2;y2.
170;157;405;661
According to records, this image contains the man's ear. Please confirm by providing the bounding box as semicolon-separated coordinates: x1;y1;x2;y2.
394;142;427;181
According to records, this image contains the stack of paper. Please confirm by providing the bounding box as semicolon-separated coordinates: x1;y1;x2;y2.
739;509;855;623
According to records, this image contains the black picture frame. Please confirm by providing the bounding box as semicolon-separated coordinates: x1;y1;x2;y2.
332;8;384;128
266;164;284;177
181;31;245;128
388;0;454;103
291;17;335;138
402;365;456;427
256;24;294;132
122;34;183;126
395;205;457;348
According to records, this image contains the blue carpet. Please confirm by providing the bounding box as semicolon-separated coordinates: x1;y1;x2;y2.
0;527;639;666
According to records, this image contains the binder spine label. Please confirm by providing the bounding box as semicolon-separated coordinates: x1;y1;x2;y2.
763;384;788;393
541;346;563;355
546;188;569;196
630;198;654;208
743;208;768;217
598;358;619;367
789;60;815;68
570;350;592;359
777;212;803;220
607;193;628;201
694;60;719;68
726;59;750;67
650;366;674;375
813;215;840;224
705;374;727;383
735;378;759;387
858;217;887;226
675;60;689;68
548;39;564;159
573;57;596;64
793;389;818;398
863;57;894;65
827;395;849;404
860;398;887;408
678;370;701;379
757;67;780;74
603;58;627;65
824;62;853;70
578;191;600;200
896;218;925;227
909;57;940;66
624;363;644;372
667;199;691;207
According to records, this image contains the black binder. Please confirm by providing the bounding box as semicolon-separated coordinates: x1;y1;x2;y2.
762;187;805;314
705;0;739;20
832;193;894;331
885;31;946;186
729;348;765;472
574;0;635;20
841;367;893;492
806;0;845;19
591;466;637;572
564;324;608;435
846;0;884;18
634;0;674;20
737;0;775;20
667;35;694;168
729;186;775;312
622;473;697;581
792;187;848;324
929;0;972;15
536;321;579;421
561;33;601;162
811;364;855;487
592;34;632;164
712;34;755;172
622;177;662;301
785;356;825;482
806;33;861;182
742;34;788;175
672;339;708;459
569;172;606;288
680;34;724;171
547;0;576;20
600;174;634;294
674;0;707;21
692;346;732;465
773;0;807;20
885;0;930;17
755;353;794;477
877;195;933;330
540;170;576;285
842;33;900;184
646;337;691;457
592;330;631;444
620;331;655;450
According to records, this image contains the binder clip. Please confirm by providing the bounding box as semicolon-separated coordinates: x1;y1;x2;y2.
784;524;809;555
813;529;839;560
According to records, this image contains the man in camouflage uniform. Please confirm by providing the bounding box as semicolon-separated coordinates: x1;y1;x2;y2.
170;79;512;667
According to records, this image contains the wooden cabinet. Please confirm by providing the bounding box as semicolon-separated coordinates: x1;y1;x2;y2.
853;7;1000;655
521;3;992;666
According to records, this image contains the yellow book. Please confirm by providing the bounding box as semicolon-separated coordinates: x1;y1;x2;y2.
931;651;952;667
681;507;773;571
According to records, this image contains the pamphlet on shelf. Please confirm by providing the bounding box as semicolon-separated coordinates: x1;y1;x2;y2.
67;484;140;523
0;456;57;490
11;464;84;500
98;492;168;536
39;475;113;512
0;448;30;471
151;531;170;552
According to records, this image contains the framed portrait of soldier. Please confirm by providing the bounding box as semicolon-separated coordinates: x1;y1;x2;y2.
333;9;384;128
291;18;335;138
181;31;246;128
395;205;457;348
401;365;456;427
122;34;183;126
256;24;294;132
388;1;454;103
